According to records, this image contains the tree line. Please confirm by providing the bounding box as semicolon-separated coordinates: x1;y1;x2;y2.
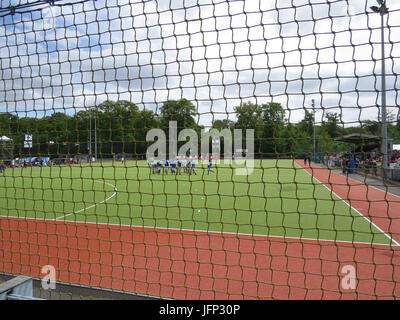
1;99;399;159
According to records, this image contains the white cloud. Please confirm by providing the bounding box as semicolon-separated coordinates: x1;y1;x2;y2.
0;0;399;127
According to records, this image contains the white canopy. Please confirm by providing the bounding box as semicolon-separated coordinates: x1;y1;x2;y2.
0;136;12;141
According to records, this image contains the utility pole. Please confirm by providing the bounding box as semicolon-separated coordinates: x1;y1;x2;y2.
370;0;389;178
312;99;316;163
89;111;92;162
88;108;98;163
94;112;97;162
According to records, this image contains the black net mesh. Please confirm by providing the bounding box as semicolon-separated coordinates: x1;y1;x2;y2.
0;0;400;300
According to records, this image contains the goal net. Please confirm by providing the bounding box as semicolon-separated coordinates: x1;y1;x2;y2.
0;0;399;300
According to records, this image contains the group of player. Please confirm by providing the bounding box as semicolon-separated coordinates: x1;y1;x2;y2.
150;158;214;175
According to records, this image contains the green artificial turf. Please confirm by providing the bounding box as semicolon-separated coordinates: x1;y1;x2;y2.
0;160;393;245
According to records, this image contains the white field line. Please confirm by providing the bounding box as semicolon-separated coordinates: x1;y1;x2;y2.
55;180;118;221
298;164;400;247
0;213;394;248
0;167;395;247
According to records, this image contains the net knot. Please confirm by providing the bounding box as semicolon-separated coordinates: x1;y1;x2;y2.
9;6;15;15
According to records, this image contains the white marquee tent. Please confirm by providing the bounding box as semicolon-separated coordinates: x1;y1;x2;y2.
0;136;12;142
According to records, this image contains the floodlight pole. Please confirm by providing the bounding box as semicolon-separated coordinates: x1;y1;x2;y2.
88;108;98;163
94;113;97;162
89;112;92;162
380;9;388;177
312;99;316;163
370;1;389;178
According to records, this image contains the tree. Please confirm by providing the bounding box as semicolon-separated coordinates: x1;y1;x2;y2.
260;102;286;155
234;102;263;156
0;112;18;136
159;99;197;130
322;112;341;139
158;99;198;156
212;119;235;130
134;109;159;156
210;119;236;157
394;117;400;143
279;122;297;157
234;102;262;130
292;126;313;157
297;110;314;137
361;120;380;136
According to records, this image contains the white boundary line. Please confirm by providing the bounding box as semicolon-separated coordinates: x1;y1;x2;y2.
297;163;400;247
0;213;394;248
55;179;118;221
0;164;395;247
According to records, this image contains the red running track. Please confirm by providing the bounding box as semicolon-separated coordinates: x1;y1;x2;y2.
296;160;400;246
1;160;400;299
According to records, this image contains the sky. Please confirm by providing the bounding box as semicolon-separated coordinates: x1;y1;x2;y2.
0;0;399;128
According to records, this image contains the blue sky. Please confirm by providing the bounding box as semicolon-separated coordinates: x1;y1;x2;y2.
0;0;399;128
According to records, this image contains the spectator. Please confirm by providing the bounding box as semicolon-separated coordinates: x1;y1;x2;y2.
323;154;328;165
342;157;347;174
355;157;360;169
372;159;377;176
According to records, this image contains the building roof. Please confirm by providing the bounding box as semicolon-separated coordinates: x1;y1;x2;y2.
334;133;381;144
